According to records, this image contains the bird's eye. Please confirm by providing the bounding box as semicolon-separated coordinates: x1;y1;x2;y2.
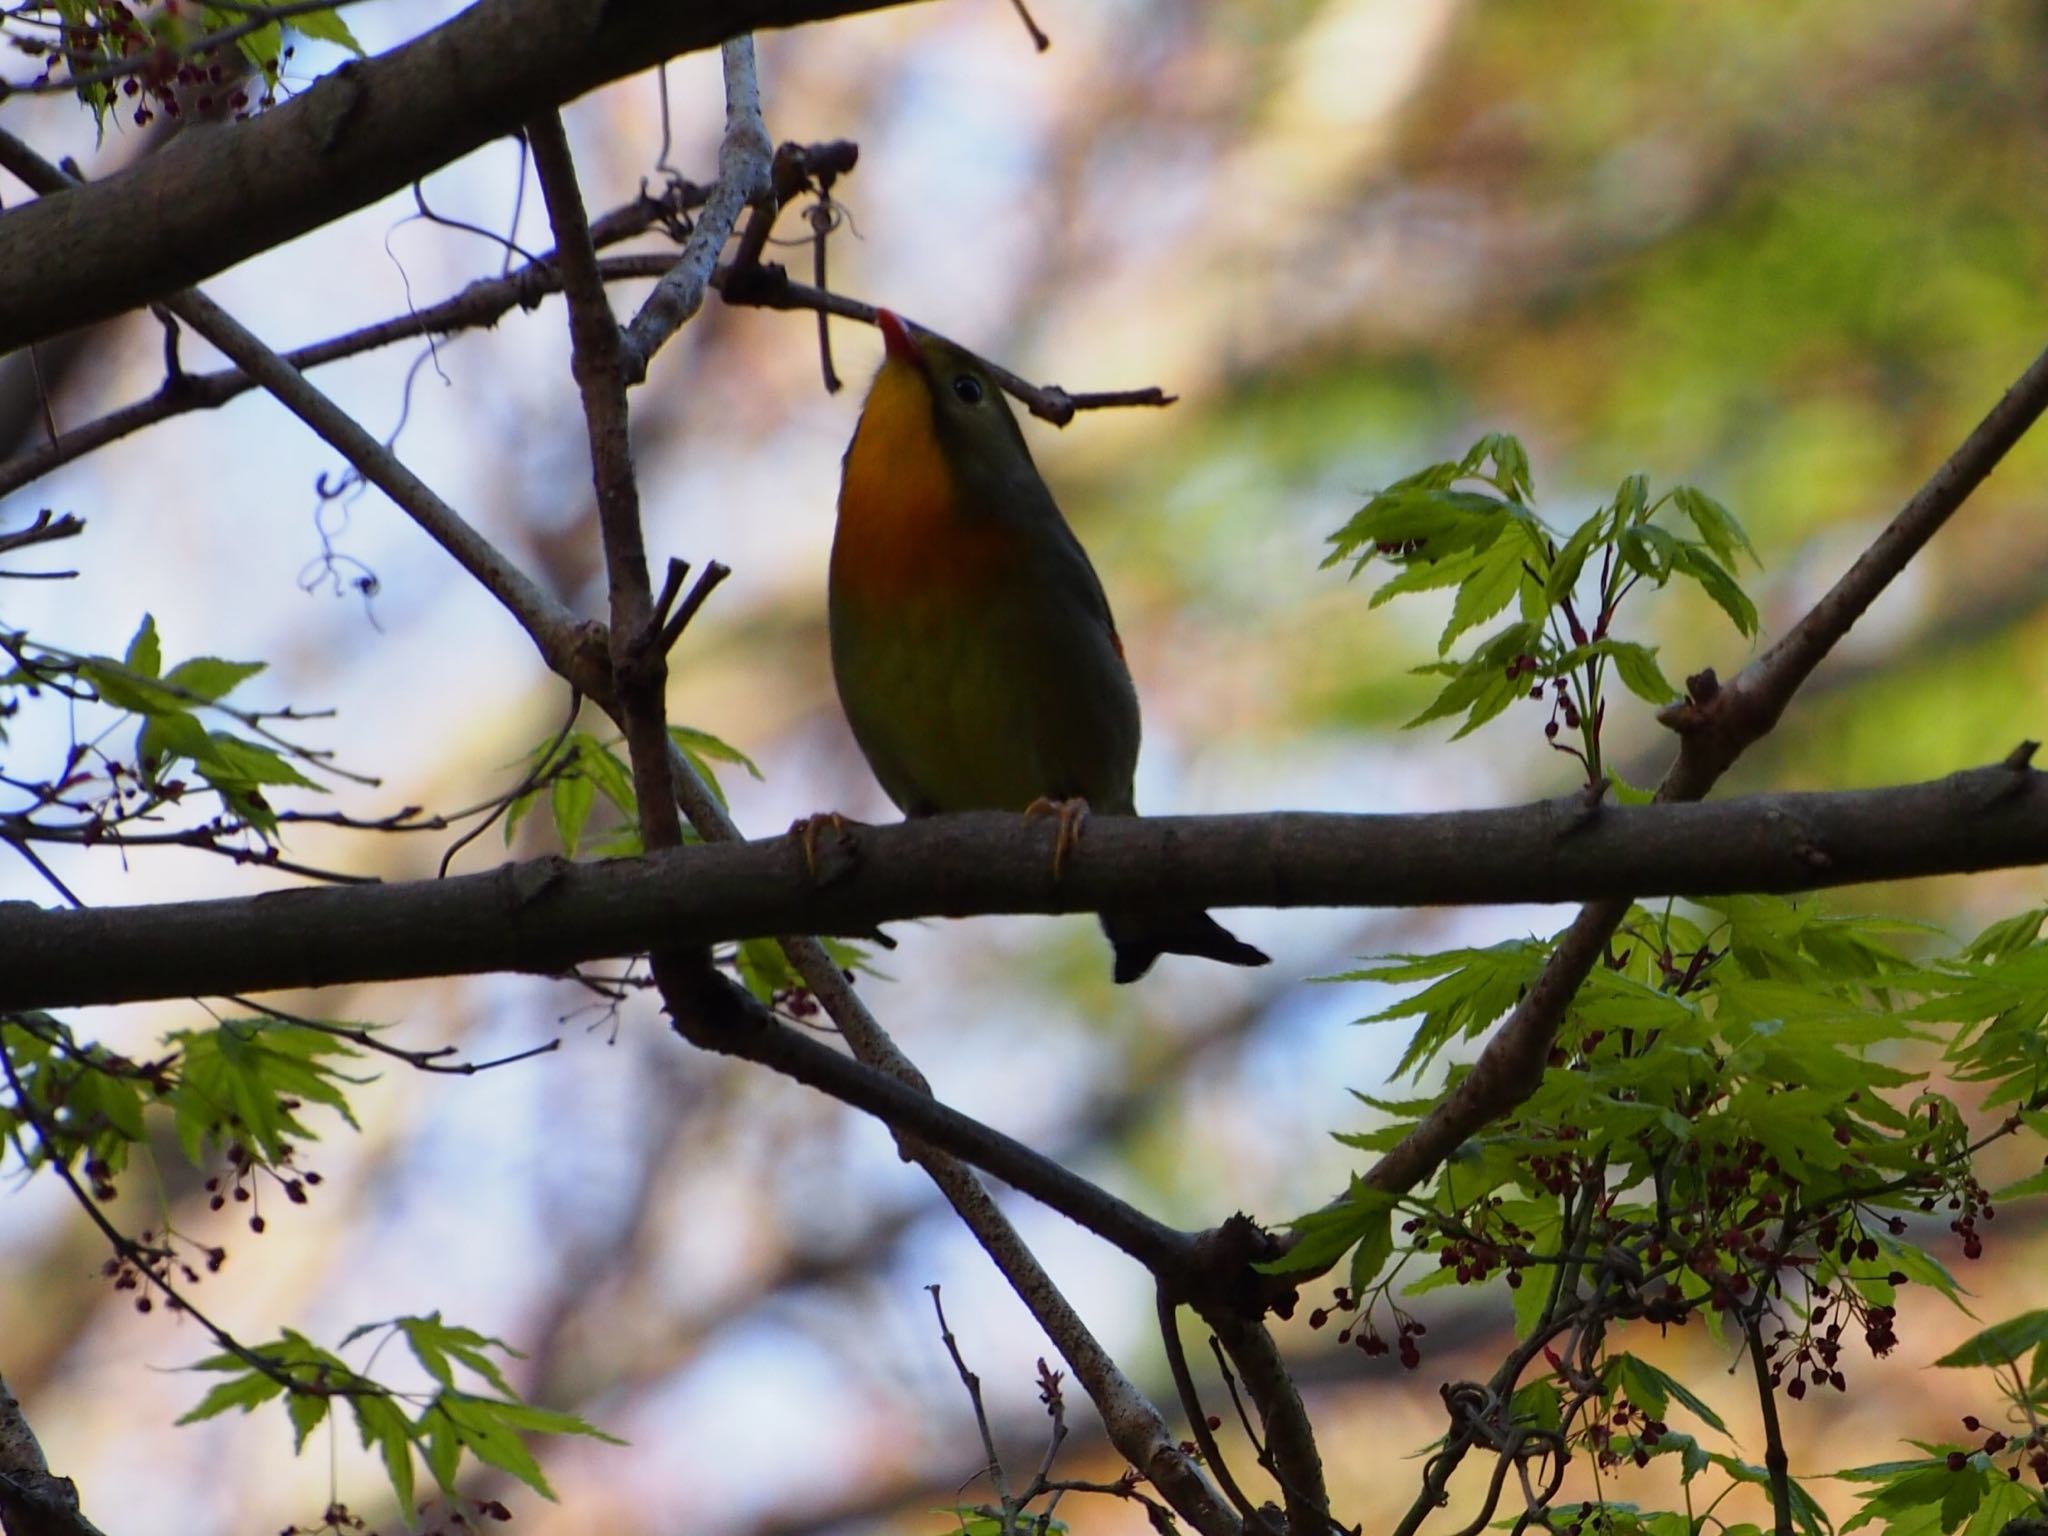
951;374;985;405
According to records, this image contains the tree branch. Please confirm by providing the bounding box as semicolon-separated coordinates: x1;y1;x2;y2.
0;1372;105;1536
712;263;1178;426
526;112;680;843
619;36;772;379
0;131;609;701
0;189;693;502
0;511;82;561
0;0;929;350
3;762;2045;1011
1207;1314;1330;1534
1744;1309;1795;1536
654;739;1243;1534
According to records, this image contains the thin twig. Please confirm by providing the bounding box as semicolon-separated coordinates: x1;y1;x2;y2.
1157;1287;1262;1527
649;558;691;635
225;996;561;1077
619;36;772;380
1744;1308;1795;1536
437;687;584;877
526;111;681;851
1006;0;1051;50
0;510;80;560
711;269;1177;426
0;137;609;703
929;1285;1010;1509
1208;1314;1333;1533
810;199;840;392
658;561;730;654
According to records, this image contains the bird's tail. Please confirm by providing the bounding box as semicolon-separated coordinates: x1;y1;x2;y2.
1100;909;1271;985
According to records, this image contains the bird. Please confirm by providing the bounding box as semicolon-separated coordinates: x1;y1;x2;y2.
827;308;1271;984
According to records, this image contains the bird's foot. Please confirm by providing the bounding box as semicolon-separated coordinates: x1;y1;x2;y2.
1024;796;1090;880
790;811;858;883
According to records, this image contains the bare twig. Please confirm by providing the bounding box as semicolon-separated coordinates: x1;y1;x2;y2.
1157;1288;1263;1527
0;510;81;560
712;270;1178;426
929;1286;1010;1509
1207;1315;1332;1534
1744;1309;1795;1536
1006;0;1051;51
619;36;773;380
225;995;561;1077
810;199;840;392
437;688;585;877
658;561;730;654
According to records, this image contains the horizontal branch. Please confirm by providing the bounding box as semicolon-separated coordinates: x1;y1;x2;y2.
0;0;924;350
715;262;1177;426
0;232;685;500
2;758;2042;1011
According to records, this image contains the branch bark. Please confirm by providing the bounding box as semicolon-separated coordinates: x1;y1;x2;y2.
657;757;1240;1531
5;762;2046;1011
0;1373;104;1536
0;0;928;351
526;113;680;842
619;36;772;378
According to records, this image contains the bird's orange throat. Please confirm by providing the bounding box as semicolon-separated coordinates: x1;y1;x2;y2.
834;359;1008;603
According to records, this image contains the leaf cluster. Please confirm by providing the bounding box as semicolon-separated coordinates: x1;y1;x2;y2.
3;613;328;844
10;2;362;135
180;1312;622;1510
1325;435;1755;781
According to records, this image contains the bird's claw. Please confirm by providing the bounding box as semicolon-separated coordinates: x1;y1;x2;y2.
790;811;857;883
1024;796;1090;880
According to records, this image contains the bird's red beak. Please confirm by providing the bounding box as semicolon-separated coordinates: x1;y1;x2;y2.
876;309;921;366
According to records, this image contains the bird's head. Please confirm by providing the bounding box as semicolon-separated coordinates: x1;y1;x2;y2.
859;309;1038;495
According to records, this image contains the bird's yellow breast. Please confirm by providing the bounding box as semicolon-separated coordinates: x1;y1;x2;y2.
832;360;1012;605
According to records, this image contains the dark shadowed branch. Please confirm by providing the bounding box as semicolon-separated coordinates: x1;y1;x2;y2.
3;762;2046;1011
0;1370;105;1536
0;0;933;350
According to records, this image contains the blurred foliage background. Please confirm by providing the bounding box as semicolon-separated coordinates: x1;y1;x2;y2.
3;0;2048;1531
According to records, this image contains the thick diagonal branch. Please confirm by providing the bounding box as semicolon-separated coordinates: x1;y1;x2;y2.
0;0;928;350
657;739;1243;1535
